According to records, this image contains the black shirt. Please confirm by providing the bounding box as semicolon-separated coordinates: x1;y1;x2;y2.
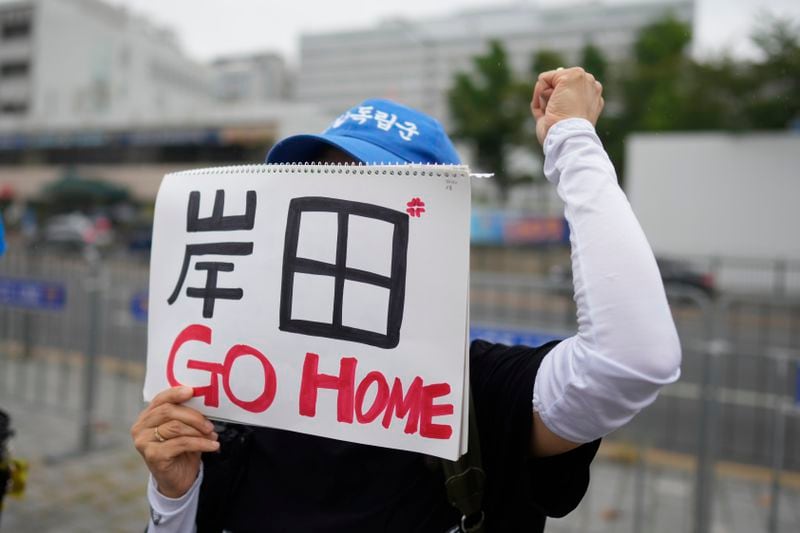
198;340;600;532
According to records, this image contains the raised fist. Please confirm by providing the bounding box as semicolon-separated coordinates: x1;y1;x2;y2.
531;67;605;145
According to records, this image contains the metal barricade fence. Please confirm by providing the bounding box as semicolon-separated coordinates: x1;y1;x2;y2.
0;248;149;456
1;252;799;531
544;287;800;533
469;271;577;339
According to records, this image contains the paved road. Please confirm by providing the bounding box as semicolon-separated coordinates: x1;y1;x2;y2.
1;397;149;532
1;360;799;532
0;254;798;530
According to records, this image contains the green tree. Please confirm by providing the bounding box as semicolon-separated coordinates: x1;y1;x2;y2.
744;16;800;129
602;15;694;181
580;43;608;84
531;49;566;77
626;15;692;130
448;13;800;194
675;16;800;132
678;58;749;131
448;40;530;197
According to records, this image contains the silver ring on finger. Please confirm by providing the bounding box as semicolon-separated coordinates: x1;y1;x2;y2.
154;425;167;443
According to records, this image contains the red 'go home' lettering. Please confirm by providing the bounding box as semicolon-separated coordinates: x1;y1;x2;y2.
298;353;356;423
355;371;390;424
381;376;423;434
298;352;453;439
167;324;277;413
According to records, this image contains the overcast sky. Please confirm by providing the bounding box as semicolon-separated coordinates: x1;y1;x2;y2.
55;0;800;63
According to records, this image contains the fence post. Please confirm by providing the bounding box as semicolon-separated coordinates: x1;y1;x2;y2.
694;295;724;533
767;406;786;533
21;246;43;362
14;250;35;400
767;353;788;533
632;443;647;533
773;259;787;298
21;312;33;359
78;247;102;454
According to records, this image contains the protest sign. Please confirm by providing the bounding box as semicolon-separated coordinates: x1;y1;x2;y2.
145;164;471;460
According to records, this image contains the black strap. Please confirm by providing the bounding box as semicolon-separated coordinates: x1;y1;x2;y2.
196;422;253;533
440;392;485;533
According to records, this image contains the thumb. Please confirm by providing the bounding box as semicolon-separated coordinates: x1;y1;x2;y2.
532;88;553;121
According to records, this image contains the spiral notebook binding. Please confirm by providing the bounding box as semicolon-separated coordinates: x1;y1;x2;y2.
166;162;491;179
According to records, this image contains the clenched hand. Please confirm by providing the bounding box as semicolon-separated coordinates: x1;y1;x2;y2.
532;67;605;145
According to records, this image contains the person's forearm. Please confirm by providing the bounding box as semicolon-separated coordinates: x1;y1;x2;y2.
147;466;202;533
532;118;681;443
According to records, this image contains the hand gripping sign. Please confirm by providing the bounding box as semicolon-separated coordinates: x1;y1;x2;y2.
145;164;472;460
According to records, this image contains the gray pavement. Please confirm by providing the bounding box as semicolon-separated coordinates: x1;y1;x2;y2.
1;394;149;532
3;389;800;533
549;457;800;533
1;353;799;532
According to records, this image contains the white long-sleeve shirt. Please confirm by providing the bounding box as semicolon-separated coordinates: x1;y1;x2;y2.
532;118;681;443
147;118;681;531
147;466;202;533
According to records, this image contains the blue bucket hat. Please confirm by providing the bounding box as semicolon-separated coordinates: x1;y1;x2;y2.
266;98;461;165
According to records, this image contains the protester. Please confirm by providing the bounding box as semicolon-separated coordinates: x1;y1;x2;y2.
132;66;681;532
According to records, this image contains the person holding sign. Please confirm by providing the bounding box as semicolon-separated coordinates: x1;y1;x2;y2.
132;66;681;532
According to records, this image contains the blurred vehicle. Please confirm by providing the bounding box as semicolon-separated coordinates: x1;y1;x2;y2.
549;257;716;297
656;257;716;297
35;213;114;252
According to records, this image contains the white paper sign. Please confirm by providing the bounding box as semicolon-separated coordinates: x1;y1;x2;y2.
145;164;471;460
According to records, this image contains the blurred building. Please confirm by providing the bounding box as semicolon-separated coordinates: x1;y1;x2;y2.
211;53;291;104
297;0;695;120
0;0;211;128
0;0;328;202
